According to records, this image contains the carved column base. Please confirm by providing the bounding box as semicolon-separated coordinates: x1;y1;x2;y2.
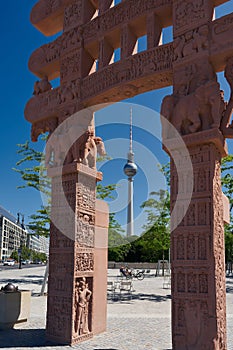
46;163;108;345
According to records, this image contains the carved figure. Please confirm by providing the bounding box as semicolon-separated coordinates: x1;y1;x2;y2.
161;79;224;137
46;127;106;168
193;25;208;53
33;76;52;95
74;278;92;335
173;26;209;63
182;31;196;57
82;134;106;168
173;36;185;60
173;93;201;135
221;57;233;137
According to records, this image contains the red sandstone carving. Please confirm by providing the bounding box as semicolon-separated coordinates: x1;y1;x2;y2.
26;0;232;348
221;57;233;138
45;128;105;168
33;76;52;95
74;277;92;336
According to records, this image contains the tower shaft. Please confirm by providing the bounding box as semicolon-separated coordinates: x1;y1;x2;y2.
127;177;134;237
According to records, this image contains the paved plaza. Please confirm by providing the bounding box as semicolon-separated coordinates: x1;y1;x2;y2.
0;267;233;349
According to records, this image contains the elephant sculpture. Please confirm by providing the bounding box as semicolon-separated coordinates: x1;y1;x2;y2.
45;128;106;169
172;93;201;135
82;135;106;168
160;81;223;139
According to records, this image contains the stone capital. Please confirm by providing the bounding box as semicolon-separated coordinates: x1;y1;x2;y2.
47;162;103;181
163;128;228;158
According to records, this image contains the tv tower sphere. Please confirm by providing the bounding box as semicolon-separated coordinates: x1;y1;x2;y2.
124;160;137;178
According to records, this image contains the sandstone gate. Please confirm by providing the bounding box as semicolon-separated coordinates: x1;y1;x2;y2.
25;0;233;348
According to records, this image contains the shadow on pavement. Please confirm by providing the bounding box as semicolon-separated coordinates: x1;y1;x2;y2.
0;278;43;285
0;329;68;348
132;293;171;302
23;275;45;278
226;286;233;293
108;293;171;303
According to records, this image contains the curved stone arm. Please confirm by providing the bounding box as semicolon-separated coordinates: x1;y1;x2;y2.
221;57;233;138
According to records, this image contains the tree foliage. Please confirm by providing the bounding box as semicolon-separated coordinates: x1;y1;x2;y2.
221;155;233;262
221;154;233;211
27;206;50;237
13;140;50;196
10;245;47;263
125;188;170;264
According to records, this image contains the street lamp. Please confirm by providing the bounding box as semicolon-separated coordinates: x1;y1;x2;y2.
17;213;25;270
18;245;22;269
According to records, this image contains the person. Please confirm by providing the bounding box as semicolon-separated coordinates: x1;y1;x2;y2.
125;266;132;276
119;266;132;277
120;266;127;277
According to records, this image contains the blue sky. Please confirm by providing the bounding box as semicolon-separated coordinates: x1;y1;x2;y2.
0;1;233;235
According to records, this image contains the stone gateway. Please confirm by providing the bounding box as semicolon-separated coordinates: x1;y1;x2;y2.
25;0;233;348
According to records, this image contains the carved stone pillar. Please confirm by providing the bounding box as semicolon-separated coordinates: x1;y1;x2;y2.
99;37;114;69
46;162;108;345
147;13;161;49
164;129;227;349
121;24;137;59
98;0;113;15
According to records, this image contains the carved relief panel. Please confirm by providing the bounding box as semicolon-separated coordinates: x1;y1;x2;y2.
75;249;94;275
63;1;82;32
76;214;95;248
173;0;213;36
76;182;96;213
174;231;209;262
173;25;209;62
73;277;93;339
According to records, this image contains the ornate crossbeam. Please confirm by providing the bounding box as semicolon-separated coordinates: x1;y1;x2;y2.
26;1;233;142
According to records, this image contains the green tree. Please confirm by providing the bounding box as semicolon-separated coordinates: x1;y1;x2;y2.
21;245;31;260
27;207;50;237
140;189;170;268
10;245;32;262
14;139;50;236
13;140;50;196
221;155;233;264
221;154;233;211
10;250;19;262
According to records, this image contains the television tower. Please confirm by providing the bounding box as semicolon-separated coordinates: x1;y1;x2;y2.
123;108;138;237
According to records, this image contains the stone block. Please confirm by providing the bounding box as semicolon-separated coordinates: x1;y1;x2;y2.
0;290;31;330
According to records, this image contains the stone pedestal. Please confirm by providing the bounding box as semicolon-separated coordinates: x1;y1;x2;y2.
165;129;227;349
46;163;108;345
0;290;31;330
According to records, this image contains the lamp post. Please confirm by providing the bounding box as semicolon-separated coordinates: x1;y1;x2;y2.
17;212;25;270
18;245;22;269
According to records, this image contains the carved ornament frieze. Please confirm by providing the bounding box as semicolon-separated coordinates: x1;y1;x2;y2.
26;44;173;127
173;0;213;36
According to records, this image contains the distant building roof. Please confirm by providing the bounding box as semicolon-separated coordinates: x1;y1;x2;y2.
0;205;20;226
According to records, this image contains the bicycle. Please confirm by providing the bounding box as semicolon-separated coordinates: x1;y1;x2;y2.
124;268;145;280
